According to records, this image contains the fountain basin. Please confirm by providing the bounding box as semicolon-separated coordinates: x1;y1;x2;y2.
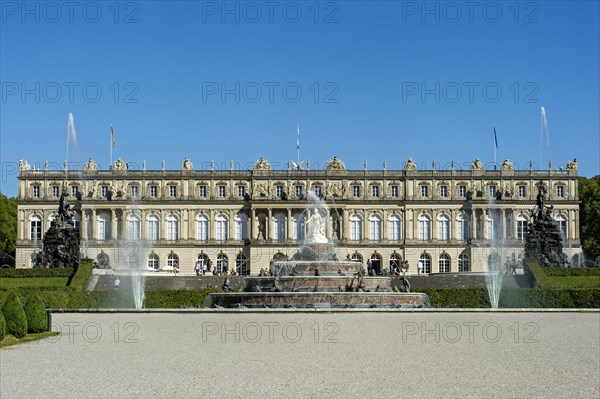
205;292;430;309
245;276;392;292
270;260;363;276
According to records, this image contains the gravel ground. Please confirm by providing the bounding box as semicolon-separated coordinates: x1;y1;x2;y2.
1;311;599;398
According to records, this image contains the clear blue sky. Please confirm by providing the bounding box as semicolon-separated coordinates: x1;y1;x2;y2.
1;1;598;196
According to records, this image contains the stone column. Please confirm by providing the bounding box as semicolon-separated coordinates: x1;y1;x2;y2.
382;209;388;241
141;209;147;240
251;208;257;239
501;209;507;240
287;208;293;240
342;209;349;240
267;208;272;240
91;209;96;241
471;208;477;240
111;210;118;240
80;209;87;241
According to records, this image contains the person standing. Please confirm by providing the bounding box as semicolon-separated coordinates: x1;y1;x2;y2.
194;261;201;276
417;260;423;276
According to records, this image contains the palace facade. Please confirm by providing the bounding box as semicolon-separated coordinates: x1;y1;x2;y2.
15;156;581;274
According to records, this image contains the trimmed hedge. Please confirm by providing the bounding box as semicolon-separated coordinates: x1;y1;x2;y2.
0;311;6;340
420;288;490;308
23;292;48;333
542;267;600;277
0;268;74;278
67;259;93;289
144;290;217;308
2;292;28;338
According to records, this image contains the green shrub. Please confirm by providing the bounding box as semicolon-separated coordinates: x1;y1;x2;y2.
23;292;48;333
0;311;6;340
2;292;28;338
67;259;93;289
543;267;600;277
0;268;73;278
145;290;216;308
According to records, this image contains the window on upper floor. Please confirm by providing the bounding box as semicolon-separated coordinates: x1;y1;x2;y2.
150;185;158;198
518;185;527;198
556;185;565;198
390;185;399;198
314;185;322;198
295;185;303;199
169;185;177;198
459;185;467;198
237;185;245;198
420;185;429;198
276;185;284;198
353;185;361;198
218;185;226;198
52;185;60;198
439;185;448;198
32;185;40;198
371;185;380;198
101;185;109;198
71;185;79;198
489;185;497;198
198;185;207;198
131;185;139;198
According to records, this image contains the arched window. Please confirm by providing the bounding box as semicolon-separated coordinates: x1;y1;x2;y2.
419;253;432;273
216;214;228;241
390;253;402;269
147;214;160;241
555;214;567;240
293;213;305;241
369;214;382;241
167;214;179;241
350;214;362;241
351;252;363;263
196;214;209;241
167;252;179;268
30;214;42;241
273;213;286;241
418;214;431;241
235;213;248;240
458;254;470;272
437;214;450;241
388;215;401;241
98;213;111;241
439;253;451;273
516;214;528;241
147;253;159;269
216;253;229;274
197;253;210;266
127;214;141;241
236;253;249;276
457;214;469;241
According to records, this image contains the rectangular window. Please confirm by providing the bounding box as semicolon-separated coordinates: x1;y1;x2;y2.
489;185;497;198
459;185;467;197
218;185;226;197
131;185;138;198
276;185;284;198
71;185;79;197
372;185;380;198
353;185;361;198
150;185;158;198
518;185;526;198
32;186;40;198
237;186;245;198
314;186;322;198
556;186;564;197
52;185;60;198
101;185;108;198
390;185;399;198
421;185;429;198
295;186;303;198
30;220;42;241
517;220;527;241
198;185;207;198
440;185;448;198
169;185;177;198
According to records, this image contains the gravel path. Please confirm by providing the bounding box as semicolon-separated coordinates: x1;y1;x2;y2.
1;311;599;398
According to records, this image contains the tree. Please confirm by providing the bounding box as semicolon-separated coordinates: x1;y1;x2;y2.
0;192;18;256
23;292;48;333
579;176;600;262
2;292;28;338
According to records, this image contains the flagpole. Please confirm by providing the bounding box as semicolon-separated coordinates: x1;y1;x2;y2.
110;125;113;170
493;125;497;170
297;124;300;168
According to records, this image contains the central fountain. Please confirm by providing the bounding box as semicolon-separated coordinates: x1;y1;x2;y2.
205;191;430;308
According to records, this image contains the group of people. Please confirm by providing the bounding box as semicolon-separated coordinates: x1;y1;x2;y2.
194;258;240;277
194;259;212;276
503;257;519;275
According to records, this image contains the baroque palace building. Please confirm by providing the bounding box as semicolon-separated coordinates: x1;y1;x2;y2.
15;156;581;274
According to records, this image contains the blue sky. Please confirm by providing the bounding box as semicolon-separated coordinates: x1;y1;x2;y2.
1;1;599;196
